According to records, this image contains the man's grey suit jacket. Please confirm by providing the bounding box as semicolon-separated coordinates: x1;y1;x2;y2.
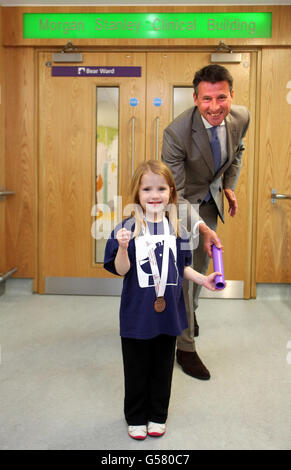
162;105;250;227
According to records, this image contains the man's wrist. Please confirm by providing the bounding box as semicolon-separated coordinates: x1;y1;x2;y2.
198;222;211;235
192;220;204;237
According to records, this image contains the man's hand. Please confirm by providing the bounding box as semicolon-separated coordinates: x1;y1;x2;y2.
199;223;222;258
224;188;238;217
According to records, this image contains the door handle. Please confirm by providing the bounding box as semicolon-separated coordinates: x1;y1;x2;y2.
130;116;135;176
271;189;291;204
0;189;15;200
155;117;159;160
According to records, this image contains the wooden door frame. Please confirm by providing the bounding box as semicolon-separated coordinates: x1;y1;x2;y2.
36;49;147;293
145;49;260;299
34;46;261;297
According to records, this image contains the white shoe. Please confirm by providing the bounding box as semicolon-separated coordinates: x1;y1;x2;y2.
128;425;147;440
147;421;166;437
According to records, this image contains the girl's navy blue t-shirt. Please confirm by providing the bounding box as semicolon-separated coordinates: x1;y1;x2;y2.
104;217;192;340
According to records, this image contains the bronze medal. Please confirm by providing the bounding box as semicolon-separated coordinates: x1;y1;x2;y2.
154;296;166;313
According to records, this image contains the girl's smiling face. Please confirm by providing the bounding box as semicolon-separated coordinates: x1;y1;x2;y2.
138;171;172;221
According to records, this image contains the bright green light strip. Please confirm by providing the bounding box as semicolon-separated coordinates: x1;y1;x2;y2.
23;12;272;39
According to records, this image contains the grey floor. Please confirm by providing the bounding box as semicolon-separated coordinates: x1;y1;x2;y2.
0;280;290;450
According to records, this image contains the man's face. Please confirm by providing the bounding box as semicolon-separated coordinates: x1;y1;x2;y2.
193;80;234;127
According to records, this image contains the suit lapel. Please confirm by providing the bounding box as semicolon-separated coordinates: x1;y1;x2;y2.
225;112;240;163
215;112;240;178
192;109;214;173
225;113;235;162
191;108;240;178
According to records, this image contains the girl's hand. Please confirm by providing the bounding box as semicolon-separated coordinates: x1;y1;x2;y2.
116;228;131;250
202;272;223;291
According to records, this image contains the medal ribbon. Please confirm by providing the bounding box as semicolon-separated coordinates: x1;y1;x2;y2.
143;217;170;299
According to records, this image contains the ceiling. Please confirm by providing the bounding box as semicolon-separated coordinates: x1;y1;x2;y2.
1;0;291;6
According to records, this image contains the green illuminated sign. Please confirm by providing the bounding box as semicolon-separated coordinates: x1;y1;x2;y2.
23;12;272;39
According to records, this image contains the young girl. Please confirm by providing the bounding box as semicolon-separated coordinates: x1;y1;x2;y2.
104;160;220;441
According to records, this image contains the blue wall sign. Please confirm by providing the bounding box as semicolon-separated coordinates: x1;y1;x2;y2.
153;97;162;107
130;97;139;107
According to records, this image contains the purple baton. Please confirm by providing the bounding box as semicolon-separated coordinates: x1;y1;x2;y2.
212;242;225;290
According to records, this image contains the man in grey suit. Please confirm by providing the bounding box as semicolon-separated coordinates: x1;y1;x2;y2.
162;65;250;379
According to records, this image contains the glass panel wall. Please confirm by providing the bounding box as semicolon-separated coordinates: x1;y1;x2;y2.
95;87;119;263
173;87;194;119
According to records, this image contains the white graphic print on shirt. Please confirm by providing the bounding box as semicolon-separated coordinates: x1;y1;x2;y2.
135;234;178;289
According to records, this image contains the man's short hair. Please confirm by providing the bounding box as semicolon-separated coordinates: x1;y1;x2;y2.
193;64;233;96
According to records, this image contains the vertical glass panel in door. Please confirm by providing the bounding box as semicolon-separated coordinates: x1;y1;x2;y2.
95;87;119;263
173;87;194;119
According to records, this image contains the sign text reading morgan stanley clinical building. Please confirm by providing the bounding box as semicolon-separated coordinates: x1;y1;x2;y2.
23;12;272;39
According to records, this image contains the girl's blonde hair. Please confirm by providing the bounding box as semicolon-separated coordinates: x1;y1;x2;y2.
130;160;180;238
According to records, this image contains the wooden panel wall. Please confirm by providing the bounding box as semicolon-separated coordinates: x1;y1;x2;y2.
256;49;291;282
0;6;5;273
2;4;291;285
5;47;36;277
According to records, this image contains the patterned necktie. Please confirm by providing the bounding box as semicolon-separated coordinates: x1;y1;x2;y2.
204;126;222;202
210;126;222;174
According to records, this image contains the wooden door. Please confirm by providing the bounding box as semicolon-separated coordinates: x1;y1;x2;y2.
0;35;5;277
38;52;146;293
0;106;4;279
256;50;291;282
146;52;256;298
